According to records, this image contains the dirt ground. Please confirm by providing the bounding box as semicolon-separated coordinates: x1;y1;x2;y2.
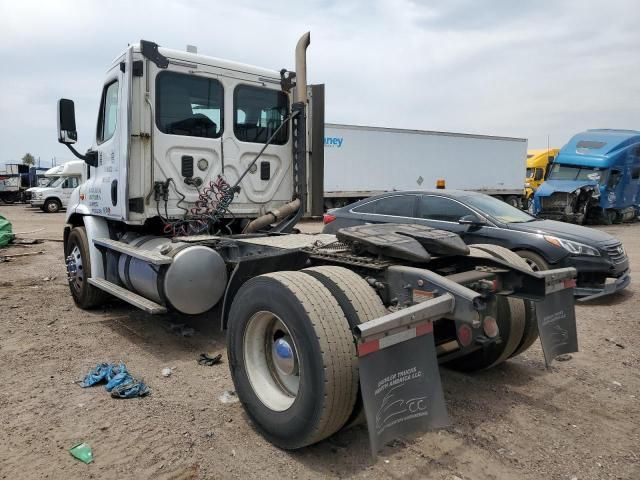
0;205;638;480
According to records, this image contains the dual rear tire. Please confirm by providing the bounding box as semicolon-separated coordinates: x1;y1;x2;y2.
227;267;385;449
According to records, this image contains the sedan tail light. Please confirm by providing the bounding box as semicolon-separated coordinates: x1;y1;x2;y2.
323;213;336;225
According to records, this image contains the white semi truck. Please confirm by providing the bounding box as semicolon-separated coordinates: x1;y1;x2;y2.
323;123;527;209
57;33;578;452
29;161;84;212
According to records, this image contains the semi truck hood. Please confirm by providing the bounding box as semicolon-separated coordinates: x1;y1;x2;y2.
507;218;614;244
535;180;598;197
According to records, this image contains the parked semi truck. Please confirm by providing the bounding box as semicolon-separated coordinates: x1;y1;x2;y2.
534;129;640;224
57;34;578;451
524;148;559;209
30;161;84;212
323;123;527;210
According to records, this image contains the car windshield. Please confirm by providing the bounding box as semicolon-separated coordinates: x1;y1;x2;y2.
50;176;66;188
547;164;606;183
462;194;536;223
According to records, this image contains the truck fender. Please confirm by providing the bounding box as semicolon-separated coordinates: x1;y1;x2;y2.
65;188;90;222
220;250;309;330
78;216;110;280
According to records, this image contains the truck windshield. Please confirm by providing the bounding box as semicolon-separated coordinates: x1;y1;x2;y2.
547;164;605;183
39;177;57;187
462;194;536;224
50;177;66;188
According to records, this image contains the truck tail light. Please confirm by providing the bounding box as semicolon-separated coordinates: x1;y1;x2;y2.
323;213;336;225
482;315;498;338
457;324;472;347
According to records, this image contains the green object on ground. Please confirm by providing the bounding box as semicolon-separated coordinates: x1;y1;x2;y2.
69;442;94;464
0;215;12;247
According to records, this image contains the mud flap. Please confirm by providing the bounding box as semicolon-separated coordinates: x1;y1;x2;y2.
536;288;579;367
357;321;450;455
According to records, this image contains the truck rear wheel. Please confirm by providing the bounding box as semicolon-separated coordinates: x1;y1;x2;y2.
302;266;386;427
227;271;358;449
505;195;520;209
65;227;109;309
44;199;61;213
469;244;539;359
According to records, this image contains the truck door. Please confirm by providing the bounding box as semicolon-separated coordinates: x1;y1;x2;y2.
87;51;130;219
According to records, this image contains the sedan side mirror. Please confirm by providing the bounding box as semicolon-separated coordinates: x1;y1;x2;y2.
458;214;486;226
57;99;78;145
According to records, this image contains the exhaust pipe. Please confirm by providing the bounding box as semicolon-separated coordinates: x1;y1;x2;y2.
295;32;310;104
243;198;302;233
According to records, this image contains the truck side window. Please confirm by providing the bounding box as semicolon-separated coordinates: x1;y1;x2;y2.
632;167;640;180
420;196;474;222
97;80;119;144
156;72;223;138
534;168;544;181
608;170;622;189
234;86;288;145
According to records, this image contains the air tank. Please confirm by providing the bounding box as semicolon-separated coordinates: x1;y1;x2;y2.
117;235;227;315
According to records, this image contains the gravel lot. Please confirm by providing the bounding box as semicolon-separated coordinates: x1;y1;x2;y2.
0;205;638;480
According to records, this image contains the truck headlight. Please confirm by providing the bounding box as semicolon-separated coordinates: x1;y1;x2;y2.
544;235;600;256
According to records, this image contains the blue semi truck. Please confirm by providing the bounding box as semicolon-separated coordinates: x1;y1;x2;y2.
534;129;640;224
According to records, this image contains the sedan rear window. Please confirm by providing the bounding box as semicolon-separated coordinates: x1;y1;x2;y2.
352;195;416;216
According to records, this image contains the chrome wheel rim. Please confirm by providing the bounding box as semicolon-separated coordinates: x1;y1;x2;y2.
243;311;300;411
66;245;84;293
47;202;58;212
524;258;540;271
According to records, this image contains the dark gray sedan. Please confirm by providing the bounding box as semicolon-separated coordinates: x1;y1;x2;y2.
322;190;630;300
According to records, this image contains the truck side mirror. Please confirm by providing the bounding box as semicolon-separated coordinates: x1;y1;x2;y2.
57;98;78;145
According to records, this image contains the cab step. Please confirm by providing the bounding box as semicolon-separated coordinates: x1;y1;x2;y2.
88;278;167;314
93;238;173;265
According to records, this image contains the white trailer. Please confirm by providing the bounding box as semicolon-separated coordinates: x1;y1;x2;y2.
323;123;527;209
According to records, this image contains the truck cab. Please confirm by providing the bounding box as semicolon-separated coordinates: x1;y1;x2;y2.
534;129;640;224
30;160;84;213
524;148;558;209
25;164;64;202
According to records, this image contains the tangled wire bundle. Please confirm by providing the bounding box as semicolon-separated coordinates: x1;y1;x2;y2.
160;176;237;237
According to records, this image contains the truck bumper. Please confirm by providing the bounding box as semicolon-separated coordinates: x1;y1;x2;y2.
30;200;44;207
576;270;631;301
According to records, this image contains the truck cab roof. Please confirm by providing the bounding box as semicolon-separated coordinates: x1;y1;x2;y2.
556;129;640;167
110;43;282;82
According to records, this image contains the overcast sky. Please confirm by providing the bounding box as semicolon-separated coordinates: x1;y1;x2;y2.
1;0;638;167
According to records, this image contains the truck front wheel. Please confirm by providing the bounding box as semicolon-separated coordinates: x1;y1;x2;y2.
227;271;358;449
44;199;61;213
65;227;108;309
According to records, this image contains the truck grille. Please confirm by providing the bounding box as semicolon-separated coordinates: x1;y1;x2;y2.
540;193;569;210
601;240;627;265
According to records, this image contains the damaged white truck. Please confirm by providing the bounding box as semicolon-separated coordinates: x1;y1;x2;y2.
58;33;579;452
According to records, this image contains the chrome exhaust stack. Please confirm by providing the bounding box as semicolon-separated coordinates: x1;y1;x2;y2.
295;32;310;104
